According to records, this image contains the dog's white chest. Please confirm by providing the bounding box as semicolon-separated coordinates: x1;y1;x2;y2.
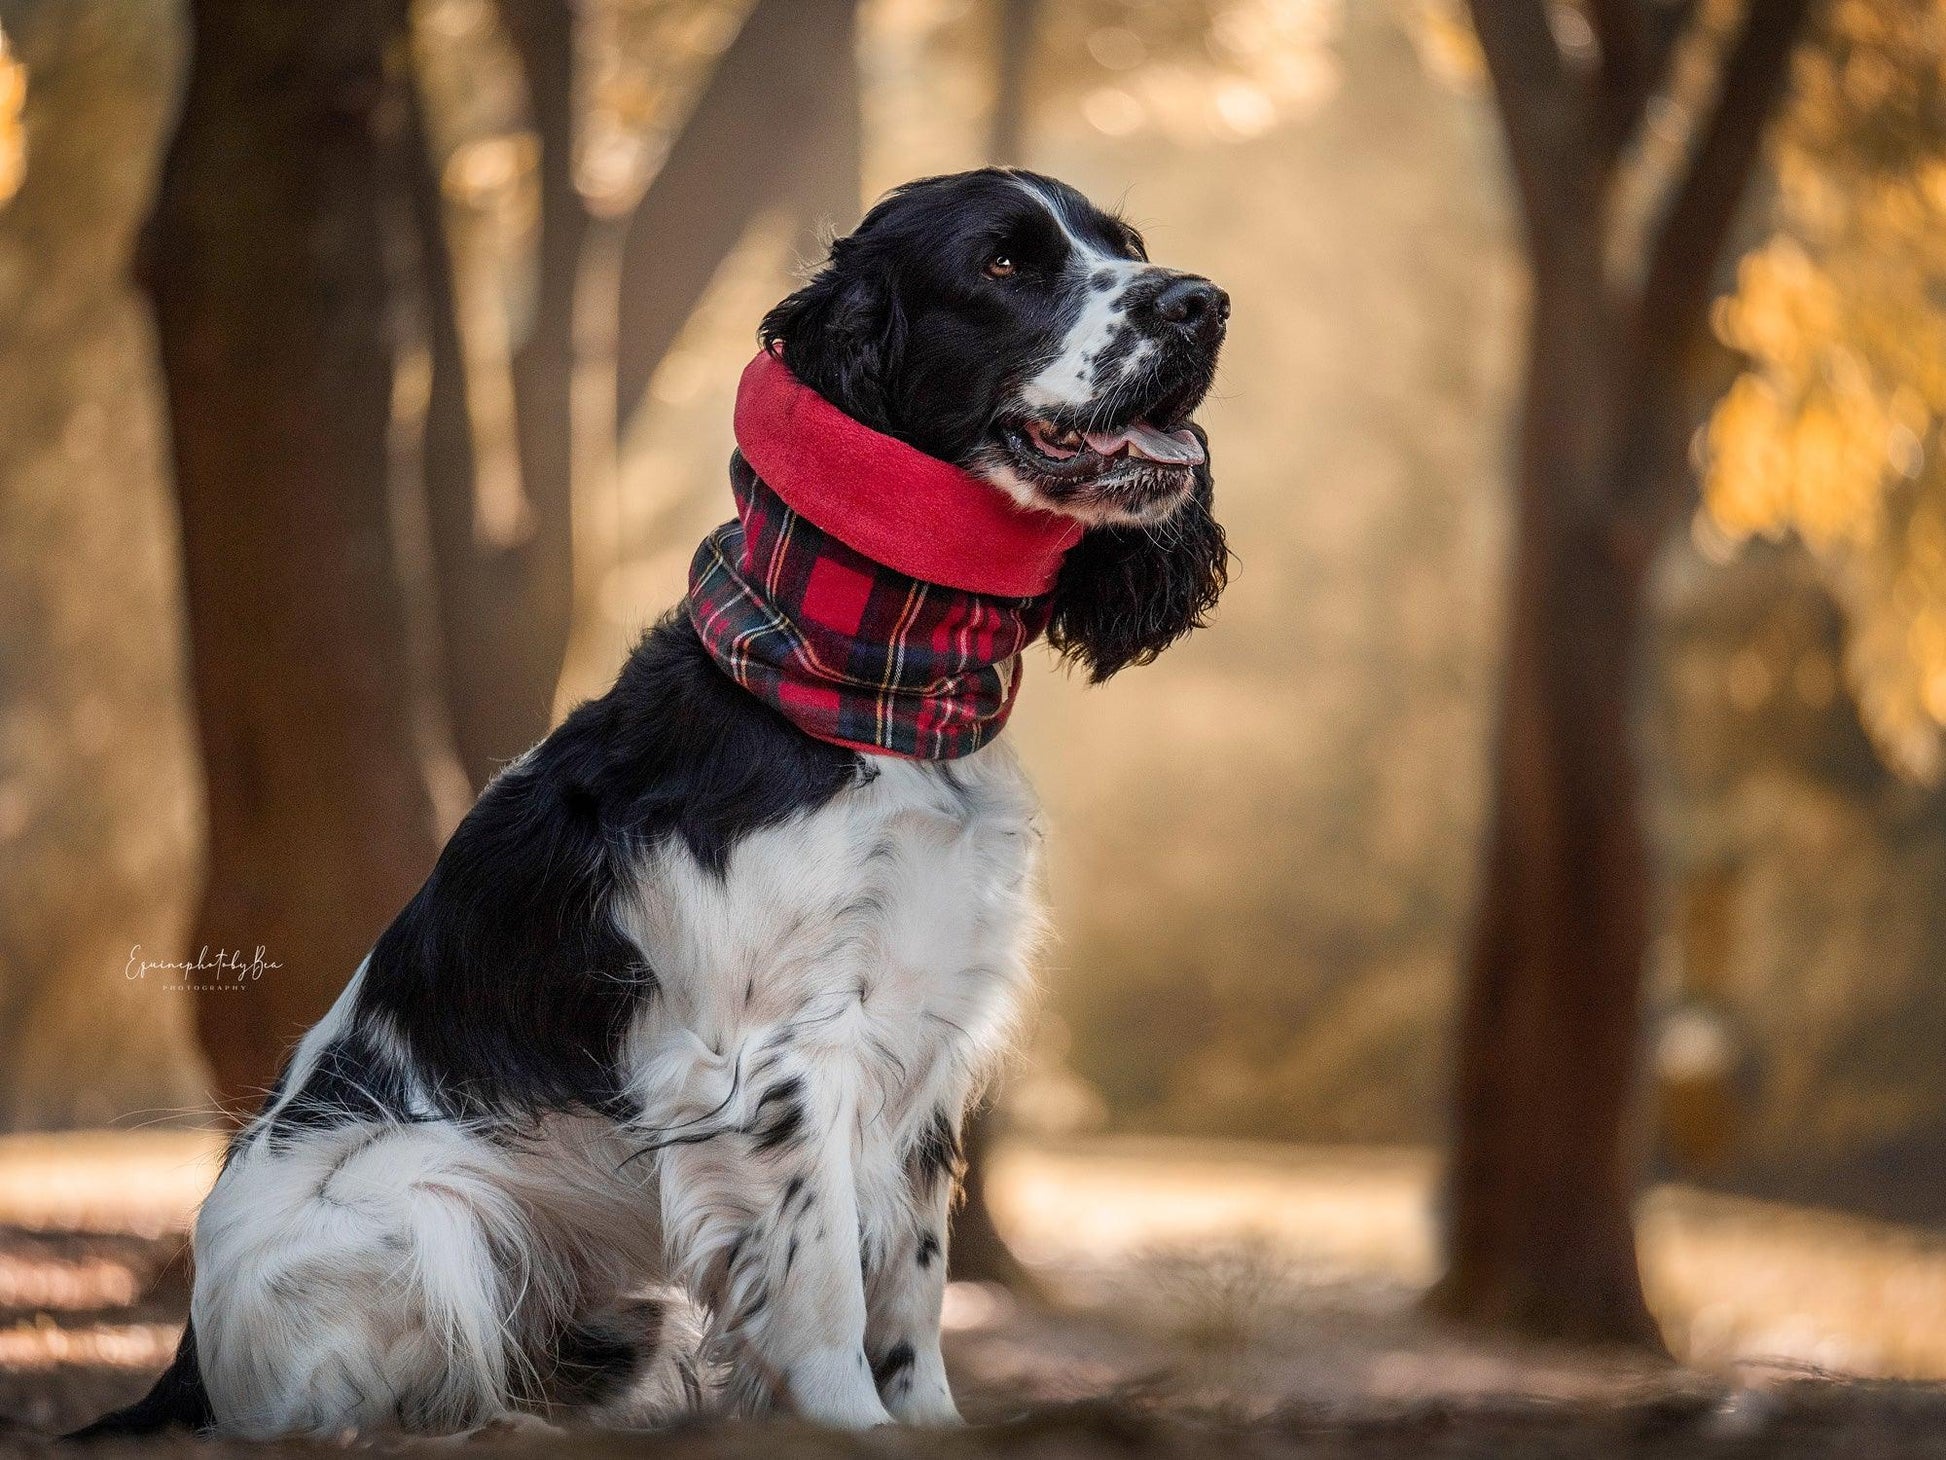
613;743;1043;1127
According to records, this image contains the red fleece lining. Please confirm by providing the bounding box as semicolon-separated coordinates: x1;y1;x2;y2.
734;347;1082;598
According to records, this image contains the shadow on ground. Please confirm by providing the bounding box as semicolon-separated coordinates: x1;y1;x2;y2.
6;1221;1946;1458
10;1135;1946;1456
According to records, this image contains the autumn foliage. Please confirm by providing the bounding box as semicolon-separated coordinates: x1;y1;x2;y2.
1707;0;1946;781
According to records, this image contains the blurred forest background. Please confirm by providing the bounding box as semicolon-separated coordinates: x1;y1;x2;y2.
5;0;1946;1376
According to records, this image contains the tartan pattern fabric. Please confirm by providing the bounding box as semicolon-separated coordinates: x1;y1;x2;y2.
688;454;1054;760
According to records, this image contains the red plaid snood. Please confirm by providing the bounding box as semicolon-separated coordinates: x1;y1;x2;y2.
689;455;1054;759
687;352;1082;760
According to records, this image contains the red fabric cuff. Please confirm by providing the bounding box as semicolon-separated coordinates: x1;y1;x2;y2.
733;347;1082;598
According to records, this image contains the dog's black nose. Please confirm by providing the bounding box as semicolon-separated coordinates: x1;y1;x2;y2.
1154;277;1229;335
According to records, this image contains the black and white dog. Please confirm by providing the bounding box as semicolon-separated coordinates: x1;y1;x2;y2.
81;168;1228;1439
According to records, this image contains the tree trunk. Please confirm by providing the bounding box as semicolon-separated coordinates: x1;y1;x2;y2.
949;1107;1039;1292
411;0;581;791
1437;0;1810;1346
149;0;440;1106
0;0;205;1126
1431;266;1663;1347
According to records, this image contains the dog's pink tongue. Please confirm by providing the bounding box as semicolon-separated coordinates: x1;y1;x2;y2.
1083;424;1206;465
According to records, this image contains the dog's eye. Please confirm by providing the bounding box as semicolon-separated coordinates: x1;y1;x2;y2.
984;254;1017;280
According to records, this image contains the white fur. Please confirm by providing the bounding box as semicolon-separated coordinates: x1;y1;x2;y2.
1012;177;1161;412
617;743;1042;1424
188;742;1043;1435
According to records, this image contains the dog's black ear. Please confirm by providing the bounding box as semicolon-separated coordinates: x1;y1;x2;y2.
1045;435;1229;683
759;243;908;435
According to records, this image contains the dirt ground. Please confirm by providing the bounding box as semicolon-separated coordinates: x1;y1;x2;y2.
6;1134;1946;1457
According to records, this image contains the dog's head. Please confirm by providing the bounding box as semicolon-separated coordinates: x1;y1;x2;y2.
761;168;1230;680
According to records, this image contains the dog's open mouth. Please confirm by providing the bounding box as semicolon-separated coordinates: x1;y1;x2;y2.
981;351;1220;524
988;409;1206;525
1016;418;1206;469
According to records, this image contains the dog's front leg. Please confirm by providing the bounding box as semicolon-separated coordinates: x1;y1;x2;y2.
863;1113;963;1425
658;1074;889;1428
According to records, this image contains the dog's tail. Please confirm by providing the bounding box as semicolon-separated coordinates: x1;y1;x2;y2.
63;1320;213;1441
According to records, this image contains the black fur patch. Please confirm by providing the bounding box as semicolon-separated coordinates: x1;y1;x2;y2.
1047;438;1228;681
871;1341;915;1391
354;614;859;1119
905;1109;963;1195
751;1078;807;1154
264;1029;417;1145
528;1311;650;1411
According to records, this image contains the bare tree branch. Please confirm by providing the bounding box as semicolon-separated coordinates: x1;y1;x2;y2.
497;0;587;512
614;0;859;439
1633;0;1811;378
1587;0;1697;165
1466;0;1597;262
405;0;581;790
988;0;1039;167
1602;0;1811;558
783;0;863;264
1645;0;1702;104
1587;0;1650;150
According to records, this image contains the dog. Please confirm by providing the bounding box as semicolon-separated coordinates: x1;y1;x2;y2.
76;167;1229;1439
